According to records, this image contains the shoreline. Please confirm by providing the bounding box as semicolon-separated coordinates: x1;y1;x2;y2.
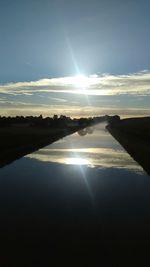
106;116;150;175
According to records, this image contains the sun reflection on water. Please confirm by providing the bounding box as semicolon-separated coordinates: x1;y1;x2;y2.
65;157;91;165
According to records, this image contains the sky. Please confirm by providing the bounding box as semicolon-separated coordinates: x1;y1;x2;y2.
0;0;150;117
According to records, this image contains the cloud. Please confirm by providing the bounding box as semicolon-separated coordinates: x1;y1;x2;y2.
0;102;149;118
48;97;67;103
26;147;143;172
0;70;150;96
0;70;150;117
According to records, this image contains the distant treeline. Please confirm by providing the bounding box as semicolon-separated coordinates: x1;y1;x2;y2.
0;115;70;127
0;114;92;127
0;114;120;127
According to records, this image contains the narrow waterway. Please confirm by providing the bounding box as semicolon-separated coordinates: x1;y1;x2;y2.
0;123;149;265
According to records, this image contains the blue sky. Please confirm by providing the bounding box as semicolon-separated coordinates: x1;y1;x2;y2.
0;0;150;117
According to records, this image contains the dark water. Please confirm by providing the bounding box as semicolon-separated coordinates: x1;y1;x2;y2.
0;124;150;265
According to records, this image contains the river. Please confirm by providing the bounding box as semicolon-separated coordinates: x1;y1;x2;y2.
0;123;149;265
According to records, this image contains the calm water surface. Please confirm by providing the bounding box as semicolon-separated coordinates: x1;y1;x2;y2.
0;124;150;264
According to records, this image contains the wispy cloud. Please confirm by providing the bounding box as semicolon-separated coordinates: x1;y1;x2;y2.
0;70;150;96
26;147;142;172
0;102;149;118
0;70;150;117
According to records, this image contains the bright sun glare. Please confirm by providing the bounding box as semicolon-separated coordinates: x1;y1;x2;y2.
66;157;90;165
63;73;99;94
73;74;89;88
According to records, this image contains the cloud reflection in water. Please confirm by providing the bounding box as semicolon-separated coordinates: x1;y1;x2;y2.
26;124;143;174
26;147;143;173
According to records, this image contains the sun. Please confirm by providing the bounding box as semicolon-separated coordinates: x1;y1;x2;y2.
62;73;94;94
73;74;89;88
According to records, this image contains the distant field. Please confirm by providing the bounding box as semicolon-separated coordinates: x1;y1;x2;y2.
110;117;150;140
0;125;81;167
0;126;69;149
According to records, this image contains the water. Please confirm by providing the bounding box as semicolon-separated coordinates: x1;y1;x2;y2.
0;123;150;265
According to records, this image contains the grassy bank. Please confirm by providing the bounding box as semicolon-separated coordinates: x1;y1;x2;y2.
0;125;81;167
107;116;150;175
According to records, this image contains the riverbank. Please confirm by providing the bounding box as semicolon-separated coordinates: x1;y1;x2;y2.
0;125;81;167
0;114;112;167
106;116;150;175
